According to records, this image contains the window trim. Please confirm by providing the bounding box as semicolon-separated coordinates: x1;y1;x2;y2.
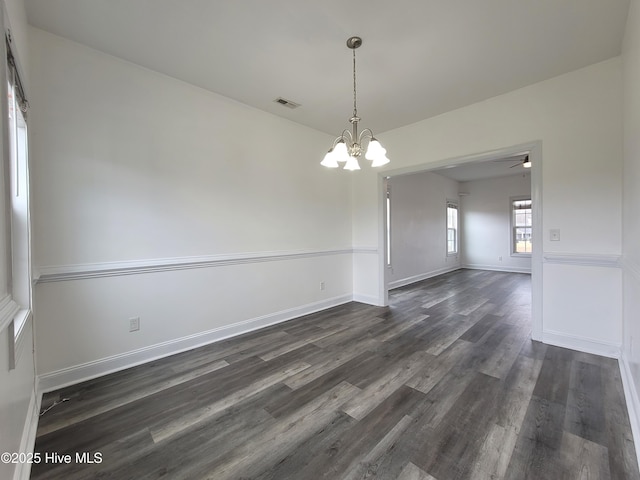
510;196;532;257
3;32;32;370
385;180;392;267
446;200;458;256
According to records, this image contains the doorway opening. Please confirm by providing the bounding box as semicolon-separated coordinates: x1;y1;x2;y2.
378;142;542;340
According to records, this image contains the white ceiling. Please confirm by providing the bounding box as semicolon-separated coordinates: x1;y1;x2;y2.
24;0;630;138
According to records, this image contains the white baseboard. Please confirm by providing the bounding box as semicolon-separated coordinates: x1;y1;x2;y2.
13;388;41;480
388;266;461;290
462;263;531;274
352;293;383;306
619;356;640;470
38;294;352;393
542;330;621;359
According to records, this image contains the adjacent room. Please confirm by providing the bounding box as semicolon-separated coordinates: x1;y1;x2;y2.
385;157;533;292
2;0;640;479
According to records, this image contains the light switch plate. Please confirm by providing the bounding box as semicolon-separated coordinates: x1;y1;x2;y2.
550;229;560;241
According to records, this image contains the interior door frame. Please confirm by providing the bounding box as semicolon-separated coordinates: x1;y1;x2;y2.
377;140;543;341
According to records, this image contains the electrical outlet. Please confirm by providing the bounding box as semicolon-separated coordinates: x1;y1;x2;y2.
320;281;325;291
498;256;503;261
550;229;560;241
129;317;140;332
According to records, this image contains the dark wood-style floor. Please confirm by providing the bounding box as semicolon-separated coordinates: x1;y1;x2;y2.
32;269;639;479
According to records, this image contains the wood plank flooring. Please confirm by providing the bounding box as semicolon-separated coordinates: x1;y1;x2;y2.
31;269;640;479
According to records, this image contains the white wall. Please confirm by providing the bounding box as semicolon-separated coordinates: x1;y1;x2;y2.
622;0;640;458
353;57;623;356
29;28;354;387
351;168;382;304
387;171;460;288
460;173;532;273
0;2;38;480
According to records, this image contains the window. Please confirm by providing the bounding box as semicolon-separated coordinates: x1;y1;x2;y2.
5;38;31;366
512;198;532;254
385;181;391;266
447;201;458;255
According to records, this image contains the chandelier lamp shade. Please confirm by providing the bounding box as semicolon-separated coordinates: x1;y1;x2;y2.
321;36;390;170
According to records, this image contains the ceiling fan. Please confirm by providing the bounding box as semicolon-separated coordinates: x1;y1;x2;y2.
492;154;531;169
511;155;531;168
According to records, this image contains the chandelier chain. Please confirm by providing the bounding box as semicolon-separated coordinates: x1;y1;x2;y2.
353;48;357;118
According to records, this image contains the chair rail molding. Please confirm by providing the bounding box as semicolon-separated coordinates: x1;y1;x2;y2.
352;246;378;254
35;248;354;283
543;252;622;268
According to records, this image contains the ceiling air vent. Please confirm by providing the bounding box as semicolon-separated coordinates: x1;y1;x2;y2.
274;97;301;109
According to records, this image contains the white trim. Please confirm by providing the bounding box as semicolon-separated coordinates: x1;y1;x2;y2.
13;388;40;480
462;263;531;274
11;311;31;369
510;195;532;256
624;258;640;279
621;257;640;468
388;266;462;290
0;293;20;332
379;172;390;306
352;246;378;255
620;356;640;470
3;295;21;369
446;200;459;256
543;253;622;268
529;142;543;342
352;292;384;306
35;248;353;283
37;294;352;392
542;329;621;358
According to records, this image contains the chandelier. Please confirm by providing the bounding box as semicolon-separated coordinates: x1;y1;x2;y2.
321;36;390;170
